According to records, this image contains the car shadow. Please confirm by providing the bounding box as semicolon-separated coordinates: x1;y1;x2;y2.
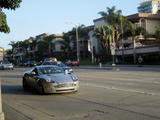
1;84;78;96
1;84;38;96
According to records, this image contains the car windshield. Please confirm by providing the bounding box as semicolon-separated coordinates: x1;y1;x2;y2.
57;61;66;67
38;66;64;75
43;61;57;65
2;61;11;64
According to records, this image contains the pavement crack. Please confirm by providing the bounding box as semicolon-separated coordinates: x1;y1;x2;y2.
21;103;55;118
3;102;33;120
64;95;160;120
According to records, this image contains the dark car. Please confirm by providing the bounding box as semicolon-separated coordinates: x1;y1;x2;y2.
24;60;37;67
65;60;72;66
44;57;57;62
42;61;73;73
22;65;79;94
71;61;79;66
57;61;73;73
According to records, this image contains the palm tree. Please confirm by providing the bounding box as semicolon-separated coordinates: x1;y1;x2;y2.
94;26;111;49
99;6;122;46
66;25;89;59
94;25;113;61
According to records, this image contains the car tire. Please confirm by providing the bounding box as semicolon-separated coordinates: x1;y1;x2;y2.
38;82;45;95
23;78;28;90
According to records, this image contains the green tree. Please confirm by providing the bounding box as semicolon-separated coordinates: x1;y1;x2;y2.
44;35;55;57
155;27;160;41
123;21;147;64
0;0;22;33
58;32;72;59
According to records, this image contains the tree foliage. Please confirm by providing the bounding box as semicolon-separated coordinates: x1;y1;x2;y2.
0;0;22;33
0;0;22;10
155;27;160;41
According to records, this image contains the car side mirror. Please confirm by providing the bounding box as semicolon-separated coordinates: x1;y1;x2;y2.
31;71;36;75
65;70;71;74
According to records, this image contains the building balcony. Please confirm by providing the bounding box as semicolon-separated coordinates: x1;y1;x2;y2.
13;53;24;57
116;44;160;55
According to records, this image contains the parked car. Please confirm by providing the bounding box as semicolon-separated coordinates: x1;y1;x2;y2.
65;60;72;66
0;61;14;70
42;61;73;73
24;60;37;67
71;60;79;66
22;65;79;94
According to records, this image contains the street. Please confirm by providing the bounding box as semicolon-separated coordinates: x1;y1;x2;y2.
1;67;160;120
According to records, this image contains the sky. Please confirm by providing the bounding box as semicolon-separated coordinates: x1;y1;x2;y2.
0;0;145;50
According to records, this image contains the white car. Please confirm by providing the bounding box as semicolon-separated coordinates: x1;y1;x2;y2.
0;61;14;70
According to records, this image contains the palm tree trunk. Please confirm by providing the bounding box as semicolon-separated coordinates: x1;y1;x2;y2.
112;27;115;43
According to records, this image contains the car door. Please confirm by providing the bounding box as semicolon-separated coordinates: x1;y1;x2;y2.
28;68;38;88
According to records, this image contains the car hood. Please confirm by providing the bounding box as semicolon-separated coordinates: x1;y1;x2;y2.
38;73;73;83
62;66;71;70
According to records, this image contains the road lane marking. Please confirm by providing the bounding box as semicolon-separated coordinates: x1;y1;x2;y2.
81;83;160;96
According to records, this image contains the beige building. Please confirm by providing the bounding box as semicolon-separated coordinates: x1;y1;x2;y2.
89;13;160;63
127;13;160;34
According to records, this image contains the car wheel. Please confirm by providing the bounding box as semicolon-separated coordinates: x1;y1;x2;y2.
38;82;45;95
23;78;28;90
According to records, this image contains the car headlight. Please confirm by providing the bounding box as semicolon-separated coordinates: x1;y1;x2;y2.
71;76;78;81
45;78;55;83
69;69;73;72
45;79;51;82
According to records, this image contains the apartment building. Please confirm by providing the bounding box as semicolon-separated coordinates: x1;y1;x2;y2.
138;0;160;14
90;12;160;64
51;34;64;59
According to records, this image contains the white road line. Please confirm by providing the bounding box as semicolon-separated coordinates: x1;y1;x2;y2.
81;83;160;96
80;76;160;84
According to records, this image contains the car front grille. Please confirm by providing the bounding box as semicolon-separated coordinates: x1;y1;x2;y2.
55;83;74;88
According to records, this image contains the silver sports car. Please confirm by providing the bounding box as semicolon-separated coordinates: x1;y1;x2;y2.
22;65;79;94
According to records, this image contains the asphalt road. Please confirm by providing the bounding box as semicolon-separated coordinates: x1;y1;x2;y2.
1;67;160;120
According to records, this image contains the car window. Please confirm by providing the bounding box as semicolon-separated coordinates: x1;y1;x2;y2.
38;67;64;75
32;68;38;75
57;62;65;67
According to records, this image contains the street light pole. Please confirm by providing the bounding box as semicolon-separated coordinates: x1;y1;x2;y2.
66;22;80;62
75;26;80;62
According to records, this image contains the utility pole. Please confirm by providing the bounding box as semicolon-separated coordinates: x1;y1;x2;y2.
0;7;5;120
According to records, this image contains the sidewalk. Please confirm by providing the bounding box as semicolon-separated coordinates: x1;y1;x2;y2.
72;64;160;72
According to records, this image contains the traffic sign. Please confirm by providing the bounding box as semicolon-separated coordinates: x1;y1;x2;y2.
110;42;116;55
110;42;116;50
